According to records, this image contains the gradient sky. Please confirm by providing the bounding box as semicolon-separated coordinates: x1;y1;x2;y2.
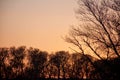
0;0;78;53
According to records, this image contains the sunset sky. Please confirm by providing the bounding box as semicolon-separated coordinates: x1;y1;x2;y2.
0;0;78;53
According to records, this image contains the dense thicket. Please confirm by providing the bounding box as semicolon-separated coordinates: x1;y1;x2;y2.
0;46;120;79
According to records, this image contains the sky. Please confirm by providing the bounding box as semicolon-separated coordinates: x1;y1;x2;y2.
0;0;78;53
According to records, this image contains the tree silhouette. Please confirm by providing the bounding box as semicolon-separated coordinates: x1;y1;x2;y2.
9;46;26;79
66;0;120;60
70;53;94;79
50;51;70;79
0;48;9;79
80;54;94;79
71;53;83;78
0;46;120;79
65;0;120;79
28;47;48;79
46;54;58;79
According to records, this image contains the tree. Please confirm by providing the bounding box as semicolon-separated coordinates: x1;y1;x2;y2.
46;54;58;79
71;53;83;79
66;0;120;60
65;0;120;79
28;47;48;79
50;51;70;79
71;53;94;79
0;48;9;79
9;46;26;79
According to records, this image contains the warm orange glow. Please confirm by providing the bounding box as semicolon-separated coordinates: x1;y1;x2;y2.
0;0;78;53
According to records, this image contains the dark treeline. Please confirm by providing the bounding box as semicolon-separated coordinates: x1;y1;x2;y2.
1;0;120;79
0;46;120;80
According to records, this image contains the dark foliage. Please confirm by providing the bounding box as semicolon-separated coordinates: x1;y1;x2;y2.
0;46;120;79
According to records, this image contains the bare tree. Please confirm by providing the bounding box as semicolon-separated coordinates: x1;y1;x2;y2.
66;0;120;59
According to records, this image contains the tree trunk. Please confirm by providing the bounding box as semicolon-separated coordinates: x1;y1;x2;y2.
58;67;60;79
62;65;65;79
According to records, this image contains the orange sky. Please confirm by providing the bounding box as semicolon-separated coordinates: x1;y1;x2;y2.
0;0;78;53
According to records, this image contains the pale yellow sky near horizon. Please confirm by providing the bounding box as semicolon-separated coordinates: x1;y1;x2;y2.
0;0;79;53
